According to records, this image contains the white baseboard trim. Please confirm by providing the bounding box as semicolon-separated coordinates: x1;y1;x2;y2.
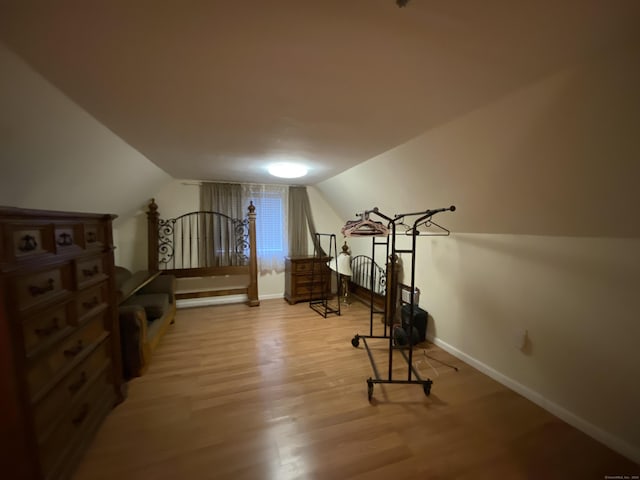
177;293;283;309
429;334;640;464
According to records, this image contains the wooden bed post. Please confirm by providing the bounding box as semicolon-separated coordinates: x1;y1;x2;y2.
147;199;159;273
247;202;260;306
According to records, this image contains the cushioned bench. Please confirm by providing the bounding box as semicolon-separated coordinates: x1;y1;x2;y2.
115;267;176;378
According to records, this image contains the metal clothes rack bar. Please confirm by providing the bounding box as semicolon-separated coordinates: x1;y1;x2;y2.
309;233;341;318
349;205;456;401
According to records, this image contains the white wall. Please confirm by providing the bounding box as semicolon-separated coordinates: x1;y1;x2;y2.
316;45;640;462
0;42;172;221
306;185;345;251
420;233;640;461
113;180;200;271
319;45;640;239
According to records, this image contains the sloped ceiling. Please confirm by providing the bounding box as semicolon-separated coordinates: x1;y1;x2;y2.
2;0;638;186
0;43;173;222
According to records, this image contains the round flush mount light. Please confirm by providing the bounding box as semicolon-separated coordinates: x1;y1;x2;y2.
267;162;309;179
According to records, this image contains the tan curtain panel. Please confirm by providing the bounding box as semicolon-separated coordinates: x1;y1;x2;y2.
288;186;324;257
199;182;244;267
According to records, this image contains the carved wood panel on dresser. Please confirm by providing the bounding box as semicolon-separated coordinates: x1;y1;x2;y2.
0;206;125;480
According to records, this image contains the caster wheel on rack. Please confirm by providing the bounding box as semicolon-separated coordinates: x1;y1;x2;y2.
367;378;374;402
423;379;433;397
351;335;360;348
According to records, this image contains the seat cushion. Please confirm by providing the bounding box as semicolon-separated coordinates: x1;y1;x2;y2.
123;293;169;321
114;266;133;291
146;313;165;342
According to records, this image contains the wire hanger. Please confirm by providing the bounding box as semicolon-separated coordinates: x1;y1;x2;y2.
405;218;450;236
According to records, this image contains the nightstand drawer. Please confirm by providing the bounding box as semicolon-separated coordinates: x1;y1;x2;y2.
285;256;332;304
294;284;329;296
292;260;329;274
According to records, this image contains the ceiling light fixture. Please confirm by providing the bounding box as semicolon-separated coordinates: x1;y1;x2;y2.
267;162;309;179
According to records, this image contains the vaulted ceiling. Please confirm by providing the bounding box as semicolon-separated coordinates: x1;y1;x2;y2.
2;0;638;185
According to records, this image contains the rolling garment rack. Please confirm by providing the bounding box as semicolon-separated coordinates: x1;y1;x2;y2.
309;233;341;318
346;205;456;401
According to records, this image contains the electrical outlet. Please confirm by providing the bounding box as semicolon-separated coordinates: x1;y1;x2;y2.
514;328;528;350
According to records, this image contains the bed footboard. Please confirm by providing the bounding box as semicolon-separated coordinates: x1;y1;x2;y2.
349;254;387;309
147;199;259;306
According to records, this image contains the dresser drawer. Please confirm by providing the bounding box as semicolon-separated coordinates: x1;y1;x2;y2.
14;264;73;312
83;222;107;249
7;223;55;260
22;302;75;358
54;224;83;252
27;313;108;400
38;369;114;477
76;255;109;289
294;283;329;295
76;282;109;322
292;260;329;274
32;339;112;440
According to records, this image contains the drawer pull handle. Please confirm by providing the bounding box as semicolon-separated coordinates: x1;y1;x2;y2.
64;340;84;358
29;278;55;297
72;403;90;426
57;232;73;246
18;234;38;252
68;371;88;394
86;231;97;244
82;297;100;310
35;317;60;337
82;265;100;278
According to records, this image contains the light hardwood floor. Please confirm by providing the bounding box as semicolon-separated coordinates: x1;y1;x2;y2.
73;299;638;480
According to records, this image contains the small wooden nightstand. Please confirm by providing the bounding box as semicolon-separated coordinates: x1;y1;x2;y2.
284;256;331;304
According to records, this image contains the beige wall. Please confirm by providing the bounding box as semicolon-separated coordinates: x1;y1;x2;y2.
316;46;640;462
319;45;640;239
113;180;200;272
0;42;172;220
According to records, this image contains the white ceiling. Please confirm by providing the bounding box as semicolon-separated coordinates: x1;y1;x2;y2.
1;0;639;185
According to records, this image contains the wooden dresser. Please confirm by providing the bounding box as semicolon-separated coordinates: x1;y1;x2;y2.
0;206;125;480
284;256;332;304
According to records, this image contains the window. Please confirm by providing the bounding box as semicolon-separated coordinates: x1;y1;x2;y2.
243;184;288;273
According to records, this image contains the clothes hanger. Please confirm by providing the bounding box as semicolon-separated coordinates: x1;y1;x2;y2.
408;218;450;236
341;213;390;237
